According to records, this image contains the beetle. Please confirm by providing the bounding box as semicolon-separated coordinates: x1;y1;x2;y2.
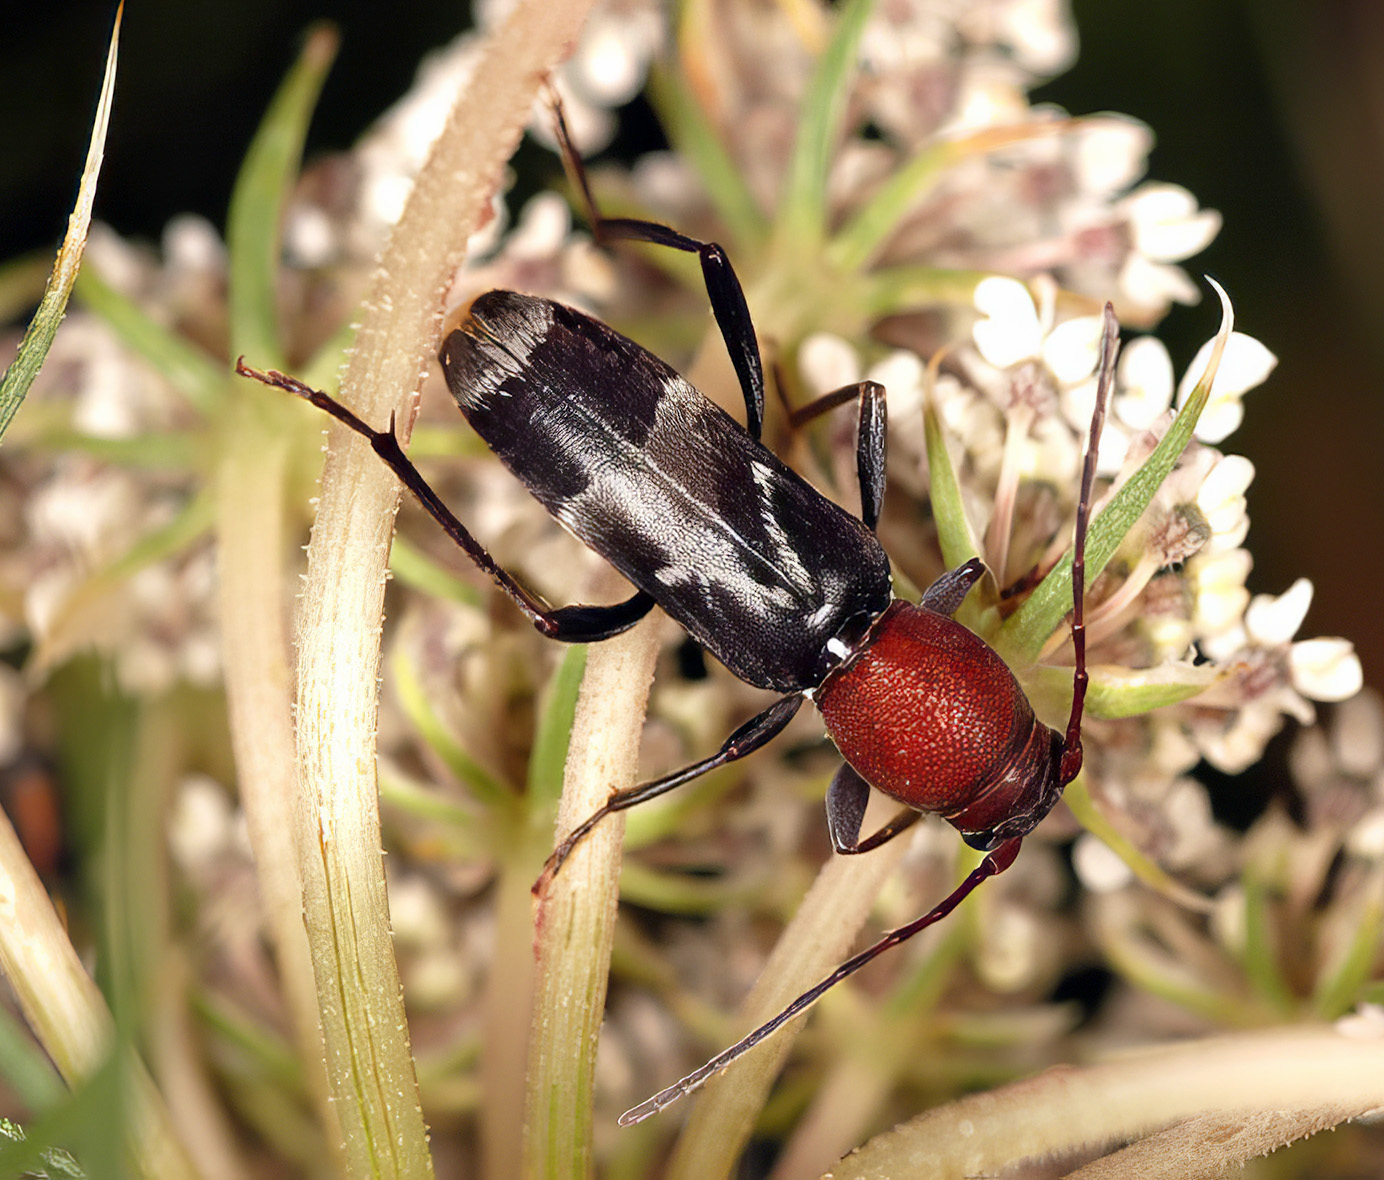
237;108;1116;1124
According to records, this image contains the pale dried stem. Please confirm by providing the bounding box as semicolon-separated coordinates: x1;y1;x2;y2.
0;809;200;1179
290;2;597;1176
524;607;661;1179
216;429;335;1141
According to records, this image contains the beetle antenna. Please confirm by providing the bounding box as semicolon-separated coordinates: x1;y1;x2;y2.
1059;304;1117;783
618;837;1022;1125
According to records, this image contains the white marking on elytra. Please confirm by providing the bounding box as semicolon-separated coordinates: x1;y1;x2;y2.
825;636;852;661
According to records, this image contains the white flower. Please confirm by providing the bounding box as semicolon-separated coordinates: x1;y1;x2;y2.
1176;331;1278;443
1195;454;1254;552
1122;184;1223;263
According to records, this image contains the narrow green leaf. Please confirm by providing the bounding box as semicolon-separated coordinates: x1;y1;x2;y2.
24;426;199;470
387;628;513;812
226;24;338;366
648;67;768;249
776;0;875;245
1028;660;1218;720
388;535;483;606
0;6;121;439
527;644;588;808
1242;870;1295;1014
831;140;953;271
997;282;1235;666
27;491;217;678
1312;879;1384;1019
74;267;223;414
0;1004;65;1113
617;861;762;915
855;264;993;320
831;123;1081;272
924;394;977;572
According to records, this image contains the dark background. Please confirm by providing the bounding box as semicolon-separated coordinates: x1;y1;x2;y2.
4;1;1382;712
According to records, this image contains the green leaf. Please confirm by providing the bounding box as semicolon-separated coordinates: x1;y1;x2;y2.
1312;877;1384;1019
387;621;513;812
1242;869;1295;1015
854;264;993;321
1028;660;1218;720
997;282;1235;666
830;140;954;272
0;1004;65;1113
0;6;121;441
775;0;875;246
226;24;338;367
527;644;588;809
27;492;217;679
831;122;1084;273
924;394;977;573
388;535;483;606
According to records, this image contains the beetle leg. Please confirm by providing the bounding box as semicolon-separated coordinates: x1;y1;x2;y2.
919;556;986;616
619;836;1023;1125
236;361;656;642
551;99;766;441
535;693;804;890
825;762;921;854
787;381;887;532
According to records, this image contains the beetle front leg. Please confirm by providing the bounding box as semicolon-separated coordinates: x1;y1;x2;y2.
551;98;766;441
535;693;804;891
236;361;656;642
825;762;921;855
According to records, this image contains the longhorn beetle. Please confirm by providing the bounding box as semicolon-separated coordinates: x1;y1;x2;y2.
238;103;1116;1125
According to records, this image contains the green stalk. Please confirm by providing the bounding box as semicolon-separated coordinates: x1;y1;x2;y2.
218;26;340;1162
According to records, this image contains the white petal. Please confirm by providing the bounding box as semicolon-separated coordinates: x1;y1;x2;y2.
973;276;1042;367
1345;809;1384;861
1178;332;1278;401
1115;336;1175;428
1043;315;1105;384
1124;183;1222;260
1176;332;1277;444
1245;578;1313;645
1119;253;1201;311
1290;638;1364;701
1197;455;1255;536
1072;116;1152;195
799;333;860;394
1072;834;1134;892
866;350;925;398
1332;688;1384;779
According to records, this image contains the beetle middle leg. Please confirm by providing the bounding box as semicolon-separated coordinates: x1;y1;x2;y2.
550;97;767;441
535;693;804;890
235;360;655;643
785;379;887;532
824;762;921;855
